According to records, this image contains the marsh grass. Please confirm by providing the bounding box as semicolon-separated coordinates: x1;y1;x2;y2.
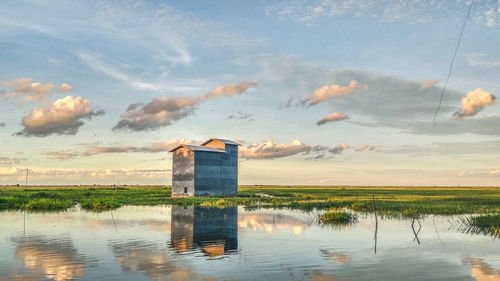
1;185;500;215
80;199;122;212
318;209;358;225
459;214;500;238
24;198;73;211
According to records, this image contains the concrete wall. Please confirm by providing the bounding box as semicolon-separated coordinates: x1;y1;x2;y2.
194;144;238;196
171;147;195;197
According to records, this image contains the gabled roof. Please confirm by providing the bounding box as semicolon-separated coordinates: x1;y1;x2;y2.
201;138;241;146
169;144;226;153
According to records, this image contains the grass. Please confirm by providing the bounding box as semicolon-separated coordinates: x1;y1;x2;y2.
0;185;500;215
460;214;500;238
318;209;358;225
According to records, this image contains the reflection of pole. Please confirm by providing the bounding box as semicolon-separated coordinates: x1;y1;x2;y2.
24;169;28;235
372;195;378;254
110;210;117;232
412;211;422;245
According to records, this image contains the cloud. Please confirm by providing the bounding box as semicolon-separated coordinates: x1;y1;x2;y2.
84;139;194;155
256;56;500;135
1;78;72;106
355;145;376;151
228;111;254;121
300;80;368;107
0;157;26;165
114;81;256;131
204;81;257;99
467;54;500;69
280;95;296;109
42;151;79;161
85;146;137;156
457;169;500;177
0;167;170;184
15;96;104;137
454;89;496;118
419;79;440;89
265;1;495;26
328;143;349;154
239;139;315;159
141;139;194;152
316;112;348;126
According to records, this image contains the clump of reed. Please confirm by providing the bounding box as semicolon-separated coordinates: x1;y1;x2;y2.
318;209;358;225
200;199;237;208
460;214;500;238
80;199;121;212
24;198;74;211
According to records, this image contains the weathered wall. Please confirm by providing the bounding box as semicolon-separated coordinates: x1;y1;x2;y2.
172;147;194;197
203;140;225;150
194;144;238;196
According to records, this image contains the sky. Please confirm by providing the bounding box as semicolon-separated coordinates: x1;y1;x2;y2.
0;0;499;186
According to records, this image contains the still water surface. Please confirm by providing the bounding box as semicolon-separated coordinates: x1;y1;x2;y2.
0;206;499;281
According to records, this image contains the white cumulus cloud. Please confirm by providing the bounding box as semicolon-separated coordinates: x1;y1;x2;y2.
454;88;496;118
15;96;104;137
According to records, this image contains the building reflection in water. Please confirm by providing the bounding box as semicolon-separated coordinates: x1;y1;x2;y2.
170;206;238;257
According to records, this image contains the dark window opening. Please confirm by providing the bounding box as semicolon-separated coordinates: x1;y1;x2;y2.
184;187;188;193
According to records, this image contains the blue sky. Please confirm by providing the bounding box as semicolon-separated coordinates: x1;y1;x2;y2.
0;0;499;185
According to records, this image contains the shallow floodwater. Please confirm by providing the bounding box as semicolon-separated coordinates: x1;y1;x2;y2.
0;206;499;281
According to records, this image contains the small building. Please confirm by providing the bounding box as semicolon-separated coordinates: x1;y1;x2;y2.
169;138;240;197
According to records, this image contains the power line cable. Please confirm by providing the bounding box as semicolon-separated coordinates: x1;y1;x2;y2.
434;0;474;126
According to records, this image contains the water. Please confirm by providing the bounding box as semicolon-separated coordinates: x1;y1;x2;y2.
0;206;499;280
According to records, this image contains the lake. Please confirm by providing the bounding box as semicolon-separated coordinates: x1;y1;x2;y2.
0;206;499;280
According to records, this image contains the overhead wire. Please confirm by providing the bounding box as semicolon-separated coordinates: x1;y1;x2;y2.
433;0;474;126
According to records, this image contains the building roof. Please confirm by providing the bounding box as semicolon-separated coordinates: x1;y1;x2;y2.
169;144;226;153
200;138;241;146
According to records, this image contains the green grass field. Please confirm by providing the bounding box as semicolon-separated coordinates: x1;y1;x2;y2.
1;185;500;216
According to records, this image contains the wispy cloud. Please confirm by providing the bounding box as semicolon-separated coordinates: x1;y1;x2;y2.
300;80;368;107
84;139;194;156
114;81;256;131
467;54;500;69
0;157;26;165
265;0;497;26
239;139;315;159
228;111;254;121
15;96;104;137
355;145;376;152
0;166;170;183
419;79;440;89
328;143;349;154
316;112;348;126
41;151;79;161
279;95;296;109
1;78;71;106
